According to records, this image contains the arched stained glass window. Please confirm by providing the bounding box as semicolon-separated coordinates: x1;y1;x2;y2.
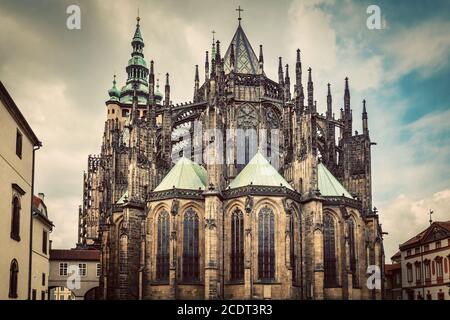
183;208;199;281
156;210;170;281
348;218;358;286
258;206;275;280
324;213;337;287
231;209;244;281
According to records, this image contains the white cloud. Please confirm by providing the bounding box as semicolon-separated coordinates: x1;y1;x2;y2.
381;189;450;260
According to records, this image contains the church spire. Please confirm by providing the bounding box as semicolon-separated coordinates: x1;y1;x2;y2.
295;49;302;95
205;51;209;80
258;45;264;74
326;83;332;119
278;57;284;85
343;77;352;137
307;67;314;111
194;65;200;102
362;99;369;135
285;64;291;100
164;73;170;107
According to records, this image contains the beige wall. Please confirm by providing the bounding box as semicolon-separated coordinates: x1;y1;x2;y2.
49;259;100;300
31;217;51;300
0;99;34;300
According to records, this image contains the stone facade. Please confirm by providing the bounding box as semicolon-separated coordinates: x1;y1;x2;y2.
80;15;385;300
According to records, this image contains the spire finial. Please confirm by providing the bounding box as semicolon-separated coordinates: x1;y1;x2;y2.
113;74;117;86
137;8;140;25
236;5;244;24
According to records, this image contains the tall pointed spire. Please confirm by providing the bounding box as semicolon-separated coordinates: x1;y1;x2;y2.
295;49;302;94
193;65;200;102
362;99;369;135
278;57;284;85
343;77;352;136
223;11;259;74
164;73;170;107
285;64;291;100
258;45;264;74
307;67;314;110
205;51;209;80
326;83;332;119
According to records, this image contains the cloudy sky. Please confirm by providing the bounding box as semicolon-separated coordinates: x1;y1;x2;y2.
1;0;449;259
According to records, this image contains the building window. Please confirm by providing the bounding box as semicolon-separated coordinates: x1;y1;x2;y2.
424;261;431;280
436;258;443;278
406;250;411;256
16;129;22;158
11;196;21;241
435;241;441;249
348;218;358;286
415;262;422;282
42;230;48;254
414;247;420;254
156;210;170;281
96;263;101;277
42;273;46;286
258;206;275;281
423;245;430;252
406;263;413;282
78;263;87;277
32;289;36;300
59;262;68;276
122;109;129;118
395;272;401;285
324;213;337;287
41;291;46;300
230;208;244;281
9;259;19;298
182;208;199;281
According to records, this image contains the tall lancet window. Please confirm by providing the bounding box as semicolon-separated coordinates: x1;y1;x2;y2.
258;206;275;280
230;208;244;281
183;208;199;281
9;259;18;298
324;213;338;287
156;210;170;281
348;218;358;286
290;214;296;283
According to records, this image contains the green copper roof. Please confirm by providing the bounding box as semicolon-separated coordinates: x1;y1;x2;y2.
108;75;120;99
228;152;294;190
116;190;129;204
153;157;207;192
223;24;260;74
318;162;353;198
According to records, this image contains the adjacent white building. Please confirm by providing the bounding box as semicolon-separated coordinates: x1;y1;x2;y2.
397;221;450;300
49;249;100;300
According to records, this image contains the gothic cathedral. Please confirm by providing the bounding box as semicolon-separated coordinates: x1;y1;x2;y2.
79;13;385;300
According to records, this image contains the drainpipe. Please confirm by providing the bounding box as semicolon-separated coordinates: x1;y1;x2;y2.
28;142;42;299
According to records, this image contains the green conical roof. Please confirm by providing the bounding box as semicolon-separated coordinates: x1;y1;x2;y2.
228;152;294;190
108;75;120;100
153;157;207;192
318;162;353;198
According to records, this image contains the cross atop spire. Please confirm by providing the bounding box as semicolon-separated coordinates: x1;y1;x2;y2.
236;6;244;24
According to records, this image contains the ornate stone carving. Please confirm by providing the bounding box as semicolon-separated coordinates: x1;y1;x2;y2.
170;199;180;216
245;195;254;213
205;218;217;229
